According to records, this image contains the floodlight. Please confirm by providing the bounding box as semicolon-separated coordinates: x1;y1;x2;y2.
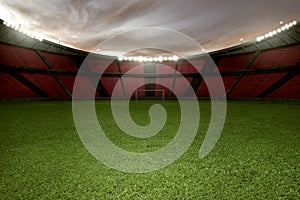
158;56;163;62
173;55;178;61
123;56;128;61
138;56;143;62
284;24;289;29
268;32;273;37
149;57;153;62
293;21;297;25
256;36;261;42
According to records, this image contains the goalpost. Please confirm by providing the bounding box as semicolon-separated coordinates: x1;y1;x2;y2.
135;89;165;102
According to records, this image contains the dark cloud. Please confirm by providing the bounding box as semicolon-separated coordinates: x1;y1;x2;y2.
0;0;299;55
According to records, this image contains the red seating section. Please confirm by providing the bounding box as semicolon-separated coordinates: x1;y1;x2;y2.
56;75;76;94
267;74;300;99
101;77;124;97
177;60;198;73
1;43;300;99
197;76;238;98
58;75;100;98
188;58;207;72
0;73;39;98
42;52;78;70
0;43;48;69
251;45;300;69
229;73;287;98
21;73;68;98
172;77;193;97
86;58;118;73
216;53;254;71
120;61;143;73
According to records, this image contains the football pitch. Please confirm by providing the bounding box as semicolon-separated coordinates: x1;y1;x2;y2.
0;100;299;199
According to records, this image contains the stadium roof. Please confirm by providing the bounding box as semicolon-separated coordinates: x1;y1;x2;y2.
0;0;299;56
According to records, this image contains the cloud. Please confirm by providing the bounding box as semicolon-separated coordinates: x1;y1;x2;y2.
0;0;299;55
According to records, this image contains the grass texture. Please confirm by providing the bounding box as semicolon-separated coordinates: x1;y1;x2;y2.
0;100;299;199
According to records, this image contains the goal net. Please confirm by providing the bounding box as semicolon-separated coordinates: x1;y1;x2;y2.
135;89;165;102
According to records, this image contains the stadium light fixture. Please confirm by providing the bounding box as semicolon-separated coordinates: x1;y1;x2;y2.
173;55;178;61
138;56;143;62
3;20;44;42
158;56;163;62
256;20;297;43
117;55;180;62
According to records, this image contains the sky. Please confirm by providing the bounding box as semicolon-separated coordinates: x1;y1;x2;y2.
0;0;299;56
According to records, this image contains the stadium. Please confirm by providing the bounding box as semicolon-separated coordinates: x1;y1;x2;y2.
0;1;299;199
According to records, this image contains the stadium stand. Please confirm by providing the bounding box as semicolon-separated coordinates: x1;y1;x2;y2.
172;77;193;97
216;53;254;71
0;43;48;69
86;58;119;73
120;61;142;73
101;77;124;97
228;73;288;98
197;76;238;98
0;73;39;98
250;44;300;69
177;60;198;73
42;52;78;71
267;74;300;99
71;76;100;98
0;25;300;100
21;73;68;98
58;75;76;94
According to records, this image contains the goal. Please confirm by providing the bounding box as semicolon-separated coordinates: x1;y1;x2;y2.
135;89;165;102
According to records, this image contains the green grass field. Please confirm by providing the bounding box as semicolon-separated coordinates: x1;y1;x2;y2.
0;100;299;199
